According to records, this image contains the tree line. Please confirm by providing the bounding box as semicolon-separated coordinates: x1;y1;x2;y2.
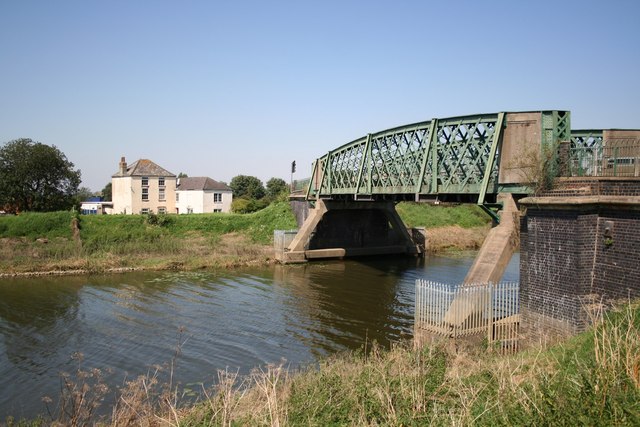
0;138;290;214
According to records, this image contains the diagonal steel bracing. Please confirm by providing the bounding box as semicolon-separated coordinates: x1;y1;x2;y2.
309;113;506;200
307;111;578;206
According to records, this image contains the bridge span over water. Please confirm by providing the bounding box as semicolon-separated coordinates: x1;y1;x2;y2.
305;110;572;209
281;110;616;265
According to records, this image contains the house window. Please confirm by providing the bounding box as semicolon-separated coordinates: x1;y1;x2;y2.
141;208;149;214
159;188;165;201
142;177;149;186
176;193;179;202
213;209;222;213
187;207;193;214
158;207;166;214
214;193;223;203
142;187;149;201
158;177;165;187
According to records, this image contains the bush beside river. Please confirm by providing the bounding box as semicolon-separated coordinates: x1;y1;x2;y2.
0;202;490;276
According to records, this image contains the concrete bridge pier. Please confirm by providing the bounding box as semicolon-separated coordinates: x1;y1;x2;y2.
281;199;422;263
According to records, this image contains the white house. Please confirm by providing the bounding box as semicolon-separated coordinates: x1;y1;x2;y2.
176;177;233;214
111;157;177;214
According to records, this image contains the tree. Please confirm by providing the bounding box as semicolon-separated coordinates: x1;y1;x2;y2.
0;138;81;213
76;186;94;200
101;182;112;201
231;197;268;213
229;175;266;200
266;177;288;198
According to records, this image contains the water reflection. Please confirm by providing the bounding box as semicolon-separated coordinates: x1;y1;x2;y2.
0;253;519;419
0;276;84;371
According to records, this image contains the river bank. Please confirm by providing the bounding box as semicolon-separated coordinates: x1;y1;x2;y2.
7;297;638;426
0;202;490;278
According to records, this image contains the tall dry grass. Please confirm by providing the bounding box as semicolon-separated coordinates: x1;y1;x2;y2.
8;301;639;426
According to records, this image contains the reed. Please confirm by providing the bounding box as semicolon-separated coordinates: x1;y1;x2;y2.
6;301;639;426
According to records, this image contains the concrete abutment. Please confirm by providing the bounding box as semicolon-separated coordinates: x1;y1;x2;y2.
280;200;422;263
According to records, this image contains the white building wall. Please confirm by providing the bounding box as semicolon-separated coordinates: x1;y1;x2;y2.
112;176;133;214
203;191;215;213
212;190;233;213
142;176;176;214
112;176;177;214
176;190;205;214
176;189;233;213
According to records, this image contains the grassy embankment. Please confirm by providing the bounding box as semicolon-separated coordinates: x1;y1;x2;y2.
8;300;639;426
0;202;490;275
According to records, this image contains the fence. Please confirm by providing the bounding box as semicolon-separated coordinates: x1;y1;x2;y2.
568;143;640;177
415;280;520;350
291;178;311;193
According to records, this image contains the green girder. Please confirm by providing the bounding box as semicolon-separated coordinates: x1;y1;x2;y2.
306;111;581;202
308;113;507;200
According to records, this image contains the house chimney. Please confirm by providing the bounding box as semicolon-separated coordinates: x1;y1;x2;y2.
119;156;127;174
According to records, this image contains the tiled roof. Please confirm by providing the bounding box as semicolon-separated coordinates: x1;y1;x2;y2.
113;159;175;177
177;177;231;191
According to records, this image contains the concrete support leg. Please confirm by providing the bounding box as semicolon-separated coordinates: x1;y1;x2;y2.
463;193;519;284
282;199;329;263
443;194;520;328
280;199;421;263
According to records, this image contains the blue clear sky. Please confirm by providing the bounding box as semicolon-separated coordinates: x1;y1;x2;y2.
1;0;639;191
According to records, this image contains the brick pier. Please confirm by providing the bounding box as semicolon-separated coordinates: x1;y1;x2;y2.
519;178;640;335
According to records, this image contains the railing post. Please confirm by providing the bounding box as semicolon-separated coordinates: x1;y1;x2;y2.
487;283;493;347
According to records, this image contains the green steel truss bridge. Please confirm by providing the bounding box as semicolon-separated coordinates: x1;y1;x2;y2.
303;110;611;217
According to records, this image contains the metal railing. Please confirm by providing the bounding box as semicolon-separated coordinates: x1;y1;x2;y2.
415;280;520;351
291;178;310;193
568;143;640;177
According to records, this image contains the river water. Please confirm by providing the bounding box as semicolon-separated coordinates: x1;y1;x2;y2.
0;253;519;419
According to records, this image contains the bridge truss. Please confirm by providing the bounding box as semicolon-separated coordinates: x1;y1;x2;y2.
307;111;571;211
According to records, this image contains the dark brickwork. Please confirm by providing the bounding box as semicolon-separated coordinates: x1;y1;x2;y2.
520;210;594;333
521;198;640;334
591;210;640;300
548;178;640;197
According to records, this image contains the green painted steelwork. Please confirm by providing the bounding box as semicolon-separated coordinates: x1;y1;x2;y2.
567;130;603;177
571;129;603;149
306;111;574;205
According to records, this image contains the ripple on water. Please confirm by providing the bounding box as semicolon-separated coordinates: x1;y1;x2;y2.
0;253;519;418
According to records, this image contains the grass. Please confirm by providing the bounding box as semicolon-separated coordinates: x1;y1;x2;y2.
0;203;299;274
396;202;490;229
0;211;75;239
0;201;490;275
7;300;638;426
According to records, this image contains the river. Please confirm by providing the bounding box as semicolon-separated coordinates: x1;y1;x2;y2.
0;253;519;419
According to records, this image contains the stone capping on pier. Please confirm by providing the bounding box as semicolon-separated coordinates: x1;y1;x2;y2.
519;195;640;210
